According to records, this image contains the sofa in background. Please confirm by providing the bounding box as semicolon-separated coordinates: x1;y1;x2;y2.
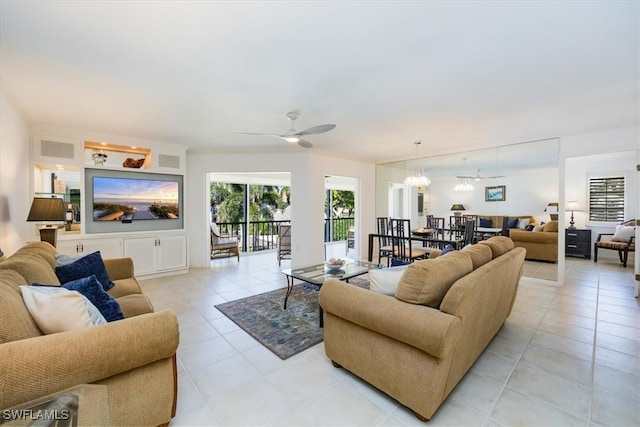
509;220;559;262
319;236;526;421
0;242;179;427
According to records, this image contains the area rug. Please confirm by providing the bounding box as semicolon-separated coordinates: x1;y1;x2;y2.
215;277;369;360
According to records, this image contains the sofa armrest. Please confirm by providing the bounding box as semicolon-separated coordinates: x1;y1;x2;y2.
319;279;460;358
0;309;179;410
103;257;134;281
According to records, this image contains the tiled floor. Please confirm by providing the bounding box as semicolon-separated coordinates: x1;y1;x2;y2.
139;253;639;427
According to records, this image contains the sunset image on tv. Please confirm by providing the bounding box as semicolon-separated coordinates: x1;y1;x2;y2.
93;177;179;221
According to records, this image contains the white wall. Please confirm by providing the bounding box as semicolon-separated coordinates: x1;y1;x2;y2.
187;150;376;268
0;93;30;254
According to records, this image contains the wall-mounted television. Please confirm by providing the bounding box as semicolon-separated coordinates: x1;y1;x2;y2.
85;168;184;234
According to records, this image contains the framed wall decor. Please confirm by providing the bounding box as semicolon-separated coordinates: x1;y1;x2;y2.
485;185;506;202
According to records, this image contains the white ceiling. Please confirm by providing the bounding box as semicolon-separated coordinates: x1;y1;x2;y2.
1;1;638;163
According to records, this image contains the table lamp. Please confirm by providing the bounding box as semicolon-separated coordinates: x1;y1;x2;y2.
27;197;66;247
566;201;579;229
451;204;465;216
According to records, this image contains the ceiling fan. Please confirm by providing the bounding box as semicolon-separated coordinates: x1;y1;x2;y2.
456;169;506;181
232;111;336;148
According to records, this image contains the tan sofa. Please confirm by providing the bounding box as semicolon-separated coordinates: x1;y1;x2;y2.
319;236;525;421
0;242;179;427
509;220;559;262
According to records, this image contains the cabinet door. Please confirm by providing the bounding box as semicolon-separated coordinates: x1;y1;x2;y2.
56;238;122;258
123;237;159;276
157;235;187;271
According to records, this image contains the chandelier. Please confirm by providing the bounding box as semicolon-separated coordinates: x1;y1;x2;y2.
404;167;431;187
454;157;474;191
404;141;431;187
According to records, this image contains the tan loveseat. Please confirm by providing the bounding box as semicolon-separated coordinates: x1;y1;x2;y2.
319;236;525;421
509;220;559;262
0;242;179;427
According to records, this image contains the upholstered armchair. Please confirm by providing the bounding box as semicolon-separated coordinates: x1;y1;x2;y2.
210;222;240;261
594;219;636;267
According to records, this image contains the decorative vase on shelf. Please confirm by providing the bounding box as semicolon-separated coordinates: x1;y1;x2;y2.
92;150;108;166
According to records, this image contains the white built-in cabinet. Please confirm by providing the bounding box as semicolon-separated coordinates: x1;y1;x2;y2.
56;237;123;259
123;235;188;276
30;128;188;278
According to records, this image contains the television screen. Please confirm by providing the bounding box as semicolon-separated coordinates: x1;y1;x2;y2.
85;168;183;234
93;177;180;221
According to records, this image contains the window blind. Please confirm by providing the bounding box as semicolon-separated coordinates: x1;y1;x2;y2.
588;176;625;222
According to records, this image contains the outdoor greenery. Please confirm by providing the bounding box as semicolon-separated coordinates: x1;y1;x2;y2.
210;183;291;223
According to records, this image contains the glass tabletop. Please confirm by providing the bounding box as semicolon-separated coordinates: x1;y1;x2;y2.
281;260;382;285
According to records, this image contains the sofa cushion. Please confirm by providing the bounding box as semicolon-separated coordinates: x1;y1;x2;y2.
369;265;410;296
461;244;493;269
59;275;124;321
517;218;530;229
116;294;155;318
20;286;106;334
542;220;559;232
0;253;60;285
395;251;473;308
0;270;42;343
479;236;514;258
612;225;635;242
15;243;58;269
507;218;519;228
55;251;114;291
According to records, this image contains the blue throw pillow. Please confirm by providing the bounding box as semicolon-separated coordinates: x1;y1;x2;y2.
479;218;492;228
507;218;519;228
440;244;455;256
525;224;535;231
390;258;411;267
55;251;114;292
61;275;123;322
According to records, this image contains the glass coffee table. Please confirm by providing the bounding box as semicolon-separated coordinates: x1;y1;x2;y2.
281;260;382;327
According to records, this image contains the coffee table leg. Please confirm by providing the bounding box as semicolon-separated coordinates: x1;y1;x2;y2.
284;276;294;309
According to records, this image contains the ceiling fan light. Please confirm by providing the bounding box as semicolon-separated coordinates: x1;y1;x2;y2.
283;136;300;143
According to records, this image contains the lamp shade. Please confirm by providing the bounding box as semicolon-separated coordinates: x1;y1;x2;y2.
566;201;580;211
450;204;465;211
27;197;66;222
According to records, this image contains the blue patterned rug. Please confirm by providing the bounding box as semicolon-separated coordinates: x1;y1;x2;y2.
215;278;368;359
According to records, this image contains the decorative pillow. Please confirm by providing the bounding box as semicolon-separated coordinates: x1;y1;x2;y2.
395;252;473;308
390;258;411;267
542;220;559;233
533;224;544;232
56;252;91;266
507;218;519;228
59;275;123;322
612;225;635;242
440;244;455;256
525;224;535;231
55;251;114;291
368;265;409;296
517;218;530;229
20;286;106;334
479;218;492;228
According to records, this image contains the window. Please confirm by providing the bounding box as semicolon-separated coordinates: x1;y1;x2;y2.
588;176;625;222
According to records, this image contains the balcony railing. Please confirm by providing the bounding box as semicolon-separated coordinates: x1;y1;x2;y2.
216;217;354;253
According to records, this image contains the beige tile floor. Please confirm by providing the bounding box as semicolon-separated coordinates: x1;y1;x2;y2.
139;253;639;427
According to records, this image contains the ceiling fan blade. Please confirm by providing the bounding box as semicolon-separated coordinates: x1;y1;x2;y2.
296;124;336;136
231;131;279;137
297;139;313;148
456;175;474;179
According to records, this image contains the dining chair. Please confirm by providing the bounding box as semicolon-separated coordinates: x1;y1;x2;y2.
462;219;477;246
376;217;393;265
426;216;445;240
389;218;430;263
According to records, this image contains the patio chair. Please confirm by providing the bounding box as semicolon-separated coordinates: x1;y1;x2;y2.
210;222;240;261
594;219;636;267
277;224;292;266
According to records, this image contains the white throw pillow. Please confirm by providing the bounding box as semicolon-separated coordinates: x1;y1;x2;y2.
612;225;635;242
368;265;409;296
20;286;106;334
518;218;530;229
